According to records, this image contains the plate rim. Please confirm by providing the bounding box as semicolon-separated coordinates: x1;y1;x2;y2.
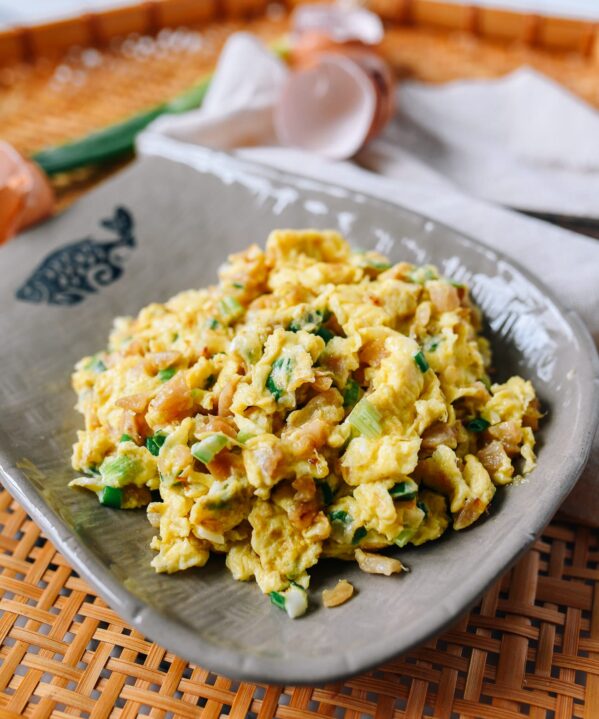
1;147;598;685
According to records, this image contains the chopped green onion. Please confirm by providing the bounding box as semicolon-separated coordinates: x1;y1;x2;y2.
236;431;255;444
157;367;176;382
219;296;244;321
394;527;416;548
99;455;140;487
204;498;229;510
417;501;429;517
343;379;361;408
467;418;490;433
232;282;245;289
289;310;324;332
369;260;391;270
266;357;292;402
285;583;308;618
270;585;308;618
315;326;335;343
414;351;430;373
206;318;220;330
450;279;465;288
352;527;367;545
119;434;134;443
288;309;334;342
270;591;286;611
408;266;437;284
329;510;351;524
85;355;106;373
424;337;440;352
317;480;334;506
204;374;216;389
348;398;382;439
266;375;282;402
98;486;123;508
146;433;167;457
172;332;179;341
191;434;229;464
389;479;419;501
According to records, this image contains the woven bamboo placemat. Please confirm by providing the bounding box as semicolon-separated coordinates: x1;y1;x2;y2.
1;8;599;717
2;485;598;718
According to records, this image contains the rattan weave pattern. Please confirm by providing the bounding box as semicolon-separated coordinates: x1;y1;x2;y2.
3;12;599;211
1;484;598;718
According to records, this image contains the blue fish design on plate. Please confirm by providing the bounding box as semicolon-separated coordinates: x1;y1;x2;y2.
15;206;135;306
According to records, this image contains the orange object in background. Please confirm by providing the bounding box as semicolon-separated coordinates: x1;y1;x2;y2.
0;142;54;243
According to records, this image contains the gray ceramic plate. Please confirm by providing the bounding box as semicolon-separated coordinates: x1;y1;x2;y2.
1;142;598;685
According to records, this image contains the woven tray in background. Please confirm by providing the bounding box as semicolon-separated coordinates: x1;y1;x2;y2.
1;5;599;718
2;2;599;209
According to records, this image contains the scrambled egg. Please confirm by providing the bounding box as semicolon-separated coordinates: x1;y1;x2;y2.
70;230;541;618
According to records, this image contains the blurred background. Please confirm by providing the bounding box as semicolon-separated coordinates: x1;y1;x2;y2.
1;0;599;27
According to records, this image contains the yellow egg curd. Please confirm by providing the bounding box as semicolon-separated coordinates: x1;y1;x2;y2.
70;230;541;618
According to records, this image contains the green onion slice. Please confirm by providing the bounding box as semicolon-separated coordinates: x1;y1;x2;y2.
316;326;335;343
99;455;140;487
352;527;367;545
191;434;230;464
317;480;334;506
119;434;134;443
343;379;361;408
348;398;382;438
146;433;167;457
394;527;416;548
288;309;335;342
413;350;430;373
266;357;292;402
408;266;437;284
423;337;440;352
157;367;176;382
467;417;491;432
270;591;286;611
85;355;106;373
288;310;323;332
367;260;391;270
98;486;123;508
219;296;244;321
329;510;351;524
389;479;419;501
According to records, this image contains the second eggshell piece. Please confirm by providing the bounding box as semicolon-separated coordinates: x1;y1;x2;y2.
275;52;394;161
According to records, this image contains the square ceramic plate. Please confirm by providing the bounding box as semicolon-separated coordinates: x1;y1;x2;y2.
1;141;598;685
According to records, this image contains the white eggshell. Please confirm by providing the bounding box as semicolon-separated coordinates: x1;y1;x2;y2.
292;4;384;45
275;54;377;161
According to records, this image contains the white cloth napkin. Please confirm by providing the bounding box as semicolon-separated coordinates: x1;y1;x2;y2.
394;69;599;217
141;32;599;523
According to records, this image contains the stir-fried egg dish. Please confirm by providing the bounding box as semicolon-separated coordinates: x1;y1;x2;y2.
71;230;541;618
